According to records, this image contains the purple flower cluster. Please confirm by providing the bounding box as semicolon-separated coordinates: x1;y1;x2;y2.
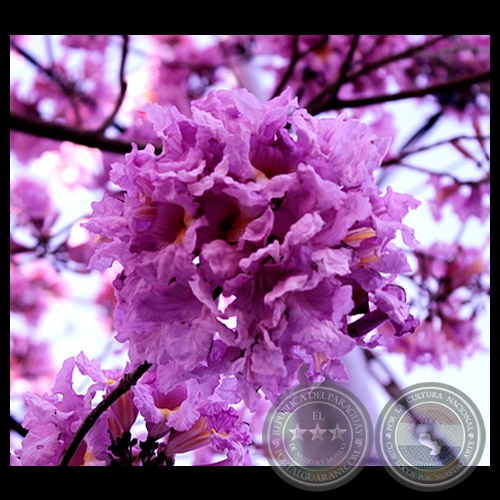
429;173;490;224
15;355;112;466
15;352;252;466
387;242;488;369
10;177;59;238
10;260;65;325
85;88;419;408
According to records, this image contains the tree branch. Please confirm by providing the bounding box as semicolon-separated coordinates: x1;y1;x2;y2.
347;35;452;83
326;34;361;102
10;415;28;437
386;161;490;186
383;134;491;166
307;70;490;114
10;112;162;155
271;35;330;98
305;35;452;113
58;361;152;467
10;38;96;108
363;350;402;399
96;35;129;134
272;35;301;98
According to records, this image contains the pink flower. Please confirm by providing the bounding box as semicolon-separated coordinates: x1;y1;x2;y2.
429;174;490;223
10;177;58;236
15;356;111;466
133;376;199;439
10;83;59;164
163;402;252;465
386;243;488;368
10;334;54;382
61;35;111;52
10;261;65;325
85;87;419;407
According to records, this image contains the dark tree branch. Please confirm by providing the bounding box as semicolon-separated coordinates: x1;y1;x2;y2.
272;35;301;98
10;415;28;437
382;161;490;186
399;110;444;152
10;112;162;155
96;35;129;134
382;134;491;167
307;70;490;114
355;35;386;69
347;35;452;83
272;35;330;98
58;361;152;467
10;38;96;112
11;37;128;132
305;35;452;113
363;350;402;399
326;34;361;102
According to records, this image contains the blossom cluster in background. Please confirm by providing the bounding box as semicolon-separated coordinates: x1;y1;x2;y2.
10;35;489;467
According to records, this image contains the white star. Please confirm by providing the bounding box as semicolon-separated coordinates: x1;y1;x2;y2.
309;423;327;441
329;423;348;441
288;423;307;441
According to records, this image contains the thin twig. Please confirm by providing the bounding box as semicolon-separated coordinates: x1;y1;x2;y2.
10;38;95;113
58;361;152;466
382;134;491;166
398;110;444;152
363;350;402;399
383;160;490;186
96;35;129;134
